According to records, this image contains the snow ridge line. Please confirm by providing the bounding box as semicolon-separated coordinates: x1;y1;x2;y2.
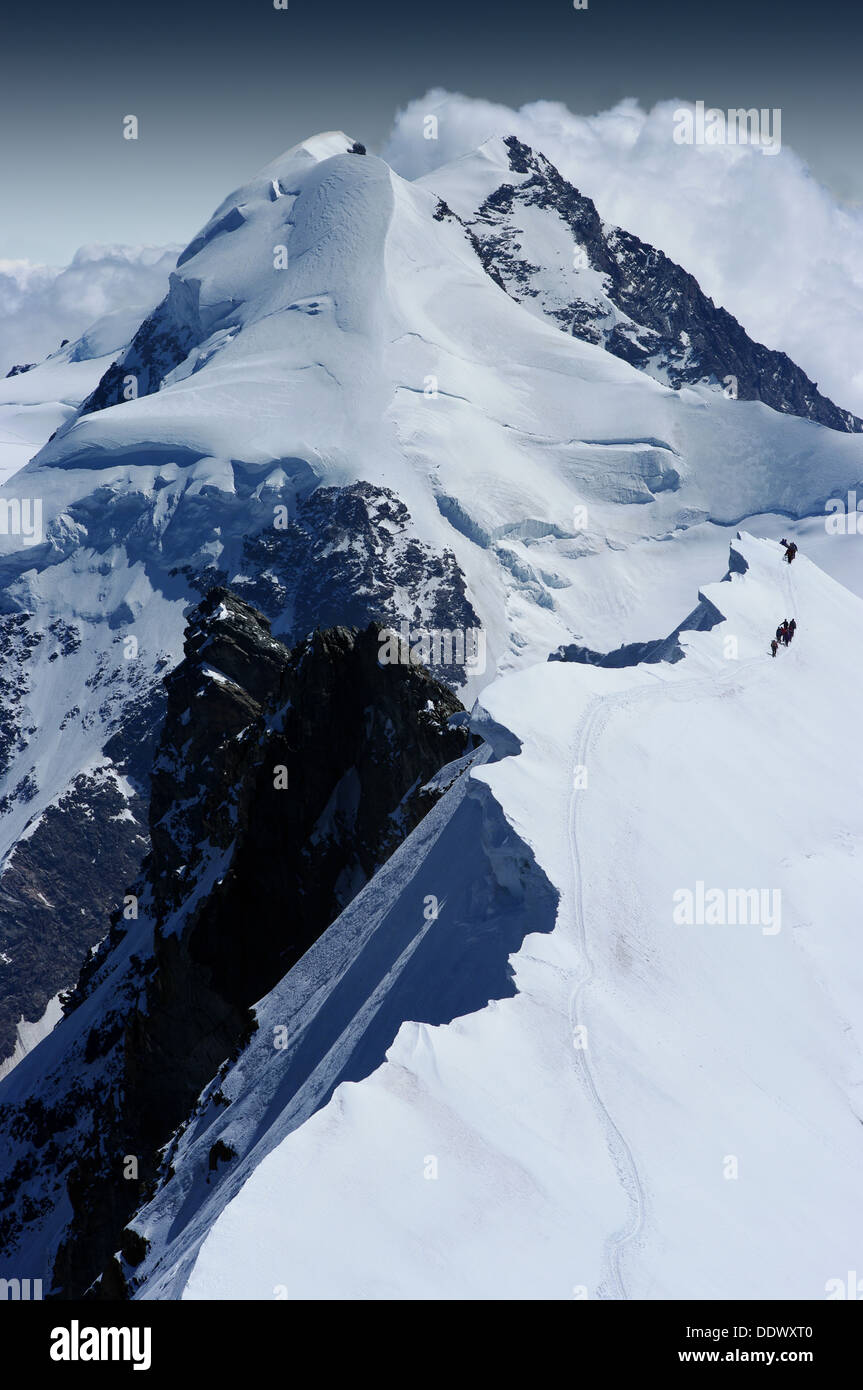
565;657;759;1300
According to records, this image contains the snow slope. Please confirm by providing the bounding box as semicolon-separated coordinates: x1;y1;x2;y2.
0;307;152;485
0;992;63;1083
163;536;863;1300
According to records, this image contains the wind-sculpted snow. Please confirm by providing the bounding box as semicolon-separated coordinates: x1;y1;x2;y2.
549;587;724;666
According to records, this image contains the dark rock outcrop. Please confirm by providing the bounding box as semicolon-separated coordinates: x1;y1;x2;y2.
0;770;149;1065
0;636;166;1069
78;273;206;414
0;589;475;1297
230;481;481;686
0;476;478;1072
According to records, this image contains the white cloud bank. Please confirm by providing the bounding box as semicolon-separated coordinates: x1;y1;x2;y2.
383;92;863;418
0;244;179;379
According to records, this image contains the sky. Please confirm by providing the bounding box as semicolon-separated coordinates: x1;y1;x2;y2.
2;0;862;416
2;0;861;262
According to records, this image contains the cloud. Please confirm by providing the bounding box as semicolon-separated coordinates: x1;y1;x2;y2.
383;91;863;418
0;244;180;378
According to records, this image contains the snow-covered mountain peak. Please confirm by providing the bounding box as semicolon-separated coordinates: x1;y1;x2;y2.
176;130;363;272
418;131;532;203
269;129;358;166
422;134;862;433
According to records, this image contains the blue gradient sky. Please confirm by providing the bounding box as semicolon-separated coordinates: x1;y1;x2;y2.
1;0;860;261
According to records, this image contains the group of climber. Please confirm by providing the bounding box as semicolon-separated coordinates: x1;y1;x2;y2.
770;618;797;657
769;539;800;655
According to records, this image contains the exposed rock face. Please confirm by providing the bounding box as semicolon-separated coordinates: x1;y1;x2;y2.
0;613;41;796
0;770;149;1064
0;473;478;1068
149;589;471;946
440;136;861;432
0;590;474;1297
0;606;157;1066
78;273;206;414
231;482;481;684
0;613;166;1069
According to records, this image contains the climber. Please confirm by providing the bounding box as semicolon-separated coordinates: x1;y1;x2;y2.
786;618;797;644
770;638;779;658
783;541;798;564
775;622;786;644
